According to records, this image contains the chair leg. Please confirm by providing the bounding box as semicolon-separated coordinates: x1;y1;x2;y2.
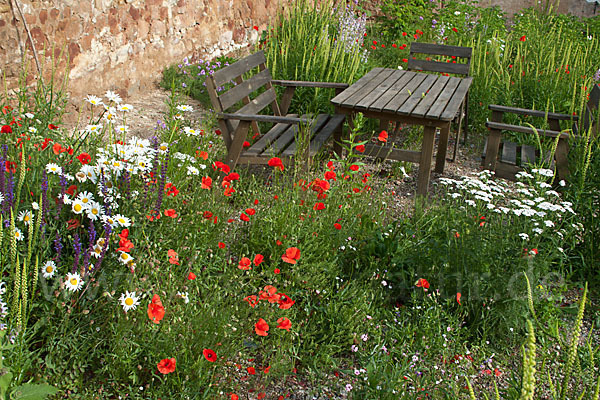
225;121;251;172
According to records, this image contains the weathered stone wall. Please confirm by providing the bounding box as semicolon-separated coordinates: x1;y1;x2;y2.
0;0;280;100
481;0;599;18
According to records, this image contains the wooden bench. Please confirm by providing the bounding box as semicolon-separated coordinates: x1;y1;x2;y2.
482;84;600;181
407;42;472;162
206;51;348;171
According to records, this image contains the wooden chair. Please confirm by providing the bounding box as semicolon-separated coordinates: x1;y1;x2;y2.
407;42;473;162
206;51;348;171
482;83;600;181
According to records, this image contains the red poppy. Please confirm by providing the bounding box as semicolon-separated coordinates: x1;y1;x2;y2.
258;393;265;400
355;144;365;152
203;348;217;362
224;172;240;182
278;293;295;309
456;292;462;305
253;25;259;30
282;247;300;264
326;161;335;170
242;141;250;147
168;249;179;265
52;143;63;155
164;209;177;218
244;295;259;308
77;152;91;164
378;130;388;142
255;318;270;336
313;202;325;211
213;161;231;174
66;185;77;196
231;395;239;400
247;366;256;375
148;294;165;324
218;242;226;249
324;170;336;181
1;125;12;134
223;187;235;197
48;123;59;130
157;358;176;374
277;317;292;331
264;366;271;374
66;218;80;230
349;164;359;172
415;278;430;289
188;271;196;280
268;157;284;171
452;27;458;33
253;254;264;266
520;35;526;41
238;257;252;270
240;213;250;222
117;238;134;252
274;268;280;274
245;208;256;216
334;223;342;230
201;176;212;190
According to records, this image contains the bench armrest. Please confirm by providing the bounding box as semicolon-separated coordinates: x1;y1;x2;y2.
489;104;578;121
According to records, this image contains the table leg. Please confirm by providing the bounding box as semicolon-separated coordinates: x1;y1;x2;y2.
417;126;436;196
435;123;450;173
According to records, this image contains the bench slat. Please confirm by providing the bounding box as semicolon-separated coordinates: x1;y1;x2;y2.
212;51;266;87
219;68;272;111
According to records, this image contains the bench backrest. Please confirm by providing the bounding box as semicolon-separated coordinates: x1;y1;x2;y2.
206;51;281;143
408;42;472;76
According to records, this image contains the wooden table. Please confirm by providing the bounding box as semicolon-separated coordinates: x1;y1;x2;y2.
331;67;473;196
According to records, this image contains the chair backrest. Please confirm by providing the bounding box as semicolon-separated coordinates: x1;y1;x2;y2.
408;42;472;76
206;51;281;143
581;83;600;135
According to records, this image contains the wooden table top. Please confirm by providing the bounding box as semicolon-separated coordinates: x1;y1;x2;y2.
331;67;473;122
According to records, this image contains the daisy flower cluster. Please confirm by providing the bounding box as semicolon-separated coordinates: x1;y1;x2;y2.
439;169;578;241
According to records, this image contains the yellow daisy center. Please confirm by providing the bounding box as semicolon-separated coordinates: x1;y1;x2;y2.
45;266;53;273
24;215;30;222
120;253;129;260
125;298;133;306
82;198;89;203
91;208;99;215
74;204;82;212
70;278;78;285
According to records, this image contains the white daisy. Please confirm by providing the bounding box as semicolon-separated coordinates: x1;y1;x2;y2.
119;291;140;312
118;251;133;265
64;272;84;292
86;95;103;106
114;214;131;227
72;199;86;215
17;210;33;225
85;124;103;134
13;227;23;241
105;90;122;104
176;105;194;112
45;163;62;175
31;201;39;210
42;261;56;278
28;126;37;134
115;125;128;134
101;215;118;228
76;191;94;205
183;127;199;136
75;171;87;183
117;104;133;112
186;166;199;176
177;291;190;304
86;201;103;221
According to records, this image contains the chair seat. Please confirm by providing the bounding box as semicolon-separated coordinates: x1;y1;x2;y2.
239;113;345;163
482;138;554;180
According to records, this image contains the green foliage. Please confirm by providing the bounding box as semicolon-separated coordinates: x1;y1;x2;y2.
261;0;367;114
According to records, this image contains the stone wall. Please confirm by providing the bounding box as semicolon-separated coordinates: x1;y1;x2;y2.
481;0;599;18
0;0;280;100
